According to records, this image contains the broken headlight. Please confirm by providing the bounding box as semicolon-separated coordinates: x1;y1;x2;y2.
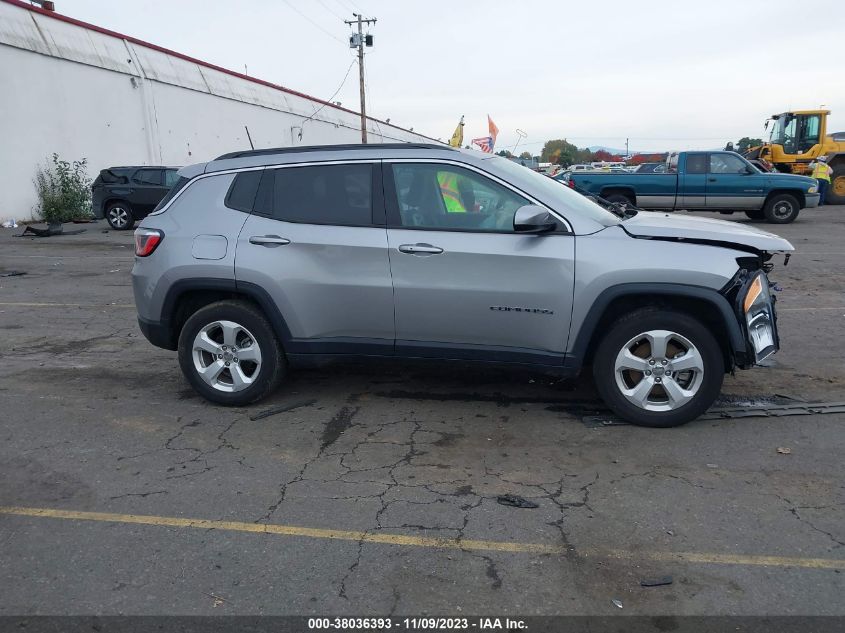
743;272;777;363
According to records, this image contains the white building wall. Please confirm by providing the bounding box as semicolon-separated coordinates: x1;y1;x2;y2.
0;0;436;220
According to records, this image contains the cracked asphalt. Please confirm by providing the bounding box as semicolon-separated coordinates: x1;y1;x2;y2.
0;209;843;616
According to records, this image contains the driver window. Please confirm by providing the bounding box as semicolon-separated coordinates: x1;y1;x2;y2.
391;163;530;232
709;154;747;174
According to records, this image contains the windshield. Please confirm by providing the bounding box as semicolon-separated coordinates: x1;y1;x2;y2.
768;115;793;145
486;156;621;227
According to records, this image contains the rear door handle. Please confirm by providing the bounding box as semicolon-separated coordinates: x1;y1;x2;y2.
249;235;290;247
398;243;443;255
708;177;717;182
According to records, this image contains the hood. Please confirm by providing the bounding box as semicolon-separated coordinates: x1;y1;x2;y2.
621;211;794;253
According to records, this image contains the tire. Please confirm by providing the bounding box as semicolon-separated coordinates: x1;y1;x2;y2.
828;166;845;205
603;193;634;206
592;308;724;428
177;300;286;406
763;193;800;224
105;202;135;230
744;208;765;220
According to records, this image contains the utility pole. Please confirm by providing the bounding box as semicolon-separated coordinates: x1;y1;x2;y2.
625;137;629;159
345;13;376;144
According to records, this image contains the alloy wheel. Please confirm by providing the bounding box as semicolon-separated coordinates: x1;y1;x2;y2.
107;207;130;229
192;320;262;393
613;329;705;412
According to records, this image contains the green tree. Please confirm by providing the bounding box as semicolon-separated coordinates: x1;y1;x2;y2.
541;139;580;166
735;137;763;153
519;151;532;160
574;148;592;164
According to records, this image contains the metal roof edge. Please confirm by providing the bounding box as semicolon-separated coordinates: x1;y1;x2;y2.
0;0;441;144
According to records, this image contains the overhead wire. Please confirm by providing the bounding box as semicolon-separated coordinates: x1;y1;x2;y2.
280;0;346;45
314;0;345;21
299;57;358;133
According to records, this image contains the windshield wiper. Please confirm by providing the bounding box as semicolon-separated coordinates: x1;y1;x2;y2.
564;180;641;218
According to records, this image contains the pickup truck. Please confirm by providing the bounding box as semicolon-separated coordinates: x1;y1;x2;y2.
566;150;819;224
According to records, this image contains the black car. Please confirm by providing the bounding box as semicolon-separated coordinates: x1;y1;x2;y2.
92;166;181;230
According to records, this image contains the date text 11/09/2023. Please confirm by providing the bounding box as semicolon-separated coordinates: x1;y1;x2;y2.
307;617;528;630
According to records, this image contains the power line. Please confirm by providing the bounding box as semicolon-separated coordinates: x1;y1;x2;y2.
299;57;357;132
314;0;345;21
280;0;346;45
362;54;384;140
333;0;358;14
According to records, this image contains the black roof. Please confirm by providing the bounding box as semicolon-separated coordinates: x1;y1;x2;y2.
214;143;453;161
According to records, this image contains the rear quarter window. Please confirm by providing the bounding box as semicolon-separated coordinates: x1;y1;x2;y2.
225;170;263;213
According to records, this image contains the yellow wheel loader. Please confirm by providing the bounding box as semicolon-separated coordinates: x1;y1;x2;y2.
744;110;845;204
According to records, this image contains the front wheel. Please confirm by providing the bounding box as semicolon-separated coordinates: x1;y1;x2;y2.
828;167;845;205
603;193;634;206
178;300;286;406
763;194;800;224
592;309;724;427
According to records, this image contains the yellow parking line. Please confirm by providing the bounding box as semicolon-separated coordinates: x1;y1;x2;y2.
1;505;841;570
0;302;134;308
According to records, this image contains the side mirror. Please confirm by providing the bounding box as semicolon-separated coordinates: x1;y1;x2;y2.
513;205;557;233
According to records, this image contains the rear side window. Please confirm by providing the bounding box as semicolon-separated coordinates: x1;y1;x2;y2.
225;170;263;212
152;176;190;212
685;154;707;174
260;163;373;226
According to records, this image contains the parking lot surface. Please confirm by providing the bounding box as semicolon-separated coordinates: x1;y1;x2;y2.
1;208;843;616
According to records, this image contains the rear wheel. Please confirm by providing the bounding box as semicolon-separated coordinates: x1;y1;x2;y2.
763;193;800;224
592;309;724;427
106;202;135;230
828;166;845;205
744;208;765;220
178;300;286;406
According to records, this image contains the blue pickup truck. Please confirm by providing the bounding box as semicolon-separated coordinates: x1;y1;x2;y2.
566;151;820;223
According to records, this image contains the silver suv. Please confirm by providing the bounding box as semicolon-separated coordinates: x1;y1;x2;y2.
132;144;793;427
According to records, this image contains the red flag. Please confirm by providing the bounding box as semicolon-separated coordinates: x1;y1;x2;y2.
488;115;499;143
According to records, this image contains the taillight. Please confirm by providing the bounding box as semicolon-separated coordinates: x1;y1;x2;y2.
134;228;164;257
567;179;575;188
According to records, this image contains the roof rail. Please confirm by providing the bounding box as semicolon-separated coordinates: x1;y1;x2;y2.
214;143;453;161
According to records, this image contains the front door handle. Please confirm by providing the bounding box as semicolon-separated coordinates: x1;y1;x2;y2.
249;235;291;247
708;177;717;182
398;243;443;255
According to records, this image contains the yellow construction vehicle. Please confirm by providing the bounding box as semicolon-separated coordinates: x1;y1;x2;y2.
744;109;845;204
